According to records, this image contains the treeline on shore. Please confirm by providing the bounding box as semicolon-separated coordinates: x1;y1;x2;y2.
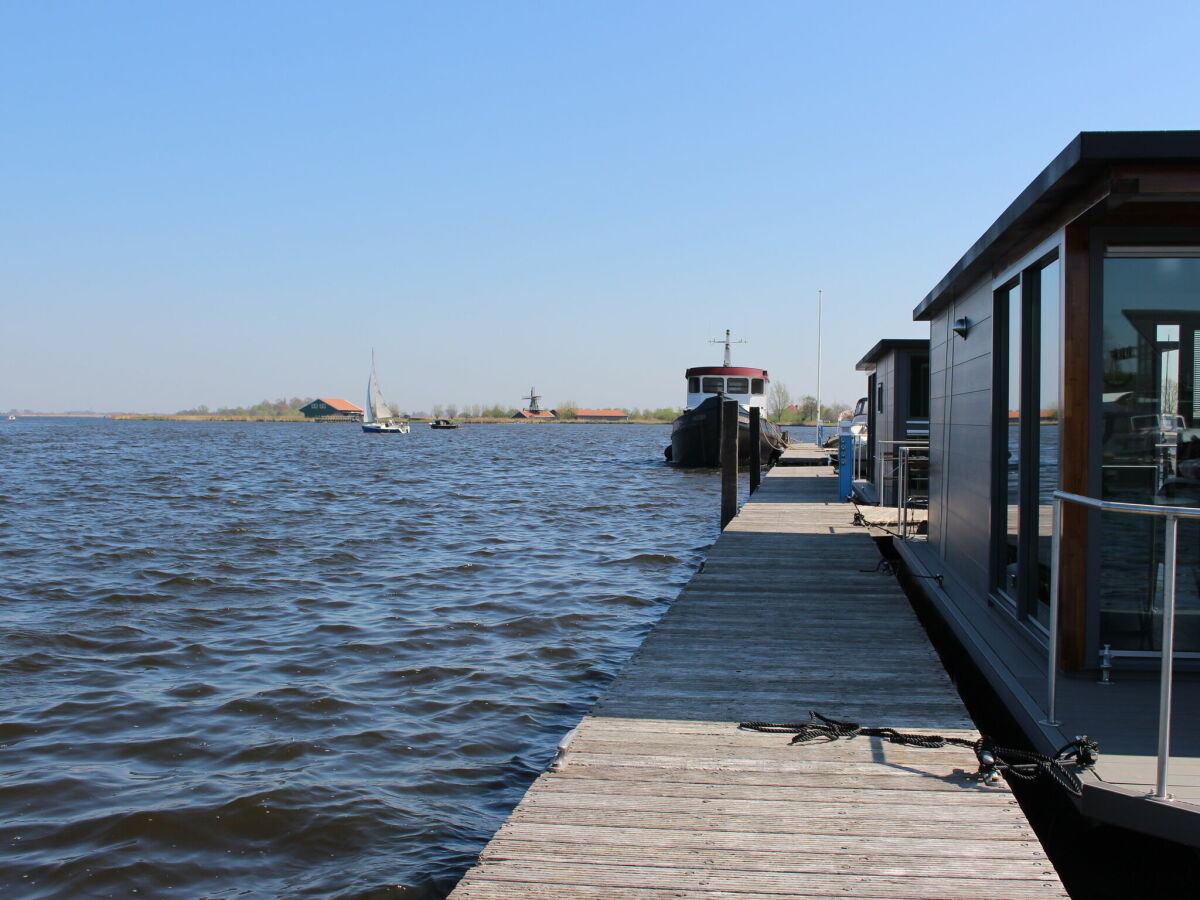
163;397;686;422
142;393;850;424
174;398;315;418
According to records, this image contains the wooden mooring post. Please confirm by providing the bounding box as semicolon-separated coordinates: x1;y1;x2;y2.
749;405;761;494
720;399;738;529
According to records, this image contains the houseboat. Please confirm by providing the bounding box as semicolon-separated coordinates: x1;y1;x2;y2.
852;339;929;506
665;330;788;467
890;131;1200;849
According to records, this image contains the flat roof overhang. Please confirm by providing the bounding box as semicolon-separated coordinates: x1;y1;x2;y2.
855;338;930;371
913;131;1200;322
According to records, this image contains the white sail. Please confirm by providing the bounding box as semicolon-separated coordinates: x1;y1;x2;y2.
370;372;391;422
365;370;378;424
366;354;391;423
362;351;409;433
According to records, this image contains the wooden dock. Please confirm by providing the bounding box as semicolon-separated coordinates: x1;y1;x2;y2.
776;441;830;466
447;465;1067;899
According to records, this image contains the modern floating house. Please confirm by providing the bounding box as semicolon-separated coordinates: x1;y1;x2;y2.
853;338;930;506
894;131;1200;846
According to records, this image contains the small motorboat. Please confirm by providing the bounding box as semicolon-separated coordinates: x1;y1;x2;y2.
430;418;460;429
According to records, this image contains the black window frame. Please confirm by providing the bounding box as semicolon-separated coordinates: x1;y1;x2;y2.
991;250;1059;633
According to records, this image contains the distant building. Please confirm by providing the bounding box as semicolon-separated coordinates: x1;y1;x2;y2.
571;409;628;421
511;409;556;419
299;398;364;421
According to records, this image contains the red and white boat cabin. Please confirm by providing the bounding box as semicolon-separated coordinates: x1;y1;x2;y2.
683;330;769;411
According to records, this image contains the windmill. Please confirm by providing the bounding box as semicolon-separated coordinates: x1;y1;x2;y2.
522;387;543;413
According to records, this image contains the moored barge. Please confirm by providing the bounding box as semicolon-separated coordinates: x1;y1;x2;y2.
665;330;787;467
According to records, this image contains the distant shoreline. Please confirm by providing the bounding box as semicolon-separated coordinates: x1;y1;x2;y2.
109;415;678;424
9;413;823;426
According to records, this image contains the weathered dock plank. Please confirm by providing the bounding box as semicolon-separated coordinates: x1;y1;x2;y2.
447;465;1067;899
776;442;831;466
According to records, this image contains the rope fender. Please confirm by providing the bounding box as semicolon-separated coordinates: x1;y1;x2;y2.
739;711;1099;797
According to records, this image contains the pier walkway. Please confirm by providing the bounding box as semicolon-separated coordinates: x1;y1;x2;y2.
447;466;1067;899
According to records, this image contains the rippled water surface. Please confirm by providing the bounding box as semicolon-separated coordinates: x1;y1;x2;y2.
0;419;725;898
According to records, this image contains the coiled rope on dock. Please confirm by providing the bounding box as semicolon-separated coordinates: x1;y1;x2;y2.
739;711;1099;796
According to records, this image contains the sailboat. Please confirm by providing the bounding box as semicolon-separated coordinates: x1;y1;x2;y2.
361;352;411;434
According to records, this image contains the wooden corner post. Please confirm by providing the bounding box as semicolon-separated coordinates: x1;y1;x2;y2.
749;406;762;494
721;399;739;529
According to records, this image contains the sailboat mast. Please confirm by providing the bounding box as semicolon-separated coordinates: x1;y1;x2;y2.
366;349;376;424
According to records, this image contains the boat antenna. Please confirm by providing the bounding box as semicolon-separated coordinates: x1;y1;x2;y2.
709;329;746;367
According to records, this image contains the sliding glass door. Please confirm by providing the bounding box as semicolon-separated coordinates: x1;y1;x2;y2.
1099;251;1200;654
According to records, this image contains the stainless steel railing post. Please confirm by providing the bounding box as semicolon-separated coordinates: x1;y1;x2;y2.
1049;490;1199;801
1042;496;1062;726
899;446;908;539
1154;513;1179;801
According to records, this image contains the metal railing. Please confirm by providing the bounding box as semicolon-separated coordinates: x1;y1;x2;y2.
873;440;928;509
1046;489;1200;801
850;433;866;483
897;446;930;540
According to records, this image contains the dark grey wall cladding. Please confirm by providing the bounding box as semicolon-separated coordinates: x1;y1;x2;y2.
929;274;994;583
930;395;947;428
946;440;992;501
931;319;951;556
946;388;992;427
942;503;991;595
873;353;897;500
946;350;993;395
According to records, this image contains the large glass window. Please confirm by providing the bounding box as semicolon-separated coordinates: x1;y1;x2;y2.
702;376;724;394
1100;253;1200;654
994;256;1059;630
725;377;750;394
1034;260;1061;628
998;281;1022;605
751;378;765;394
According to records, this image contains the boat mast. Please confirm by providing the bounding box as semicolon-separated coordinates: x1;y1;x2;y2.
709;329;746;367
367;348;377;424
816;290;823;443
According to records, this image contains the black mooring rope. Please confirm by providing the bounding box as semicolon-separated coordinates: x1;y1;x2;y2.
739;711;1099;796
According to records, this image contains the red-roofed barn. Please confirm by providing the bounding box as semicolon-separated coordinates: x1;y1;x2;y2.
300;398;364;421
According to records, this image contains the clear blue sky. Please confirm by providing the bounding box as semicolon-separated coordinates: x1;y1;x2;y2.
4;1;1199;413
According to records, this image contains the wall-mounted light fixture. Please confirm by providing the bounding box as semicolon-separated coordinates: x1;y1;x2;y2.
952;316;970;339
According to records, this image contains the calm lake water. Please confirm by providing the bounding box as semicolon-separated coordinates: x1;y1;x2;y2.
0;419;736;899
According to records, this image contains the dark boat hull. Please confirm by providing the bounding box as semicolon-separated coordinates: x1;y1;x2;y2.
666;397;787;468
